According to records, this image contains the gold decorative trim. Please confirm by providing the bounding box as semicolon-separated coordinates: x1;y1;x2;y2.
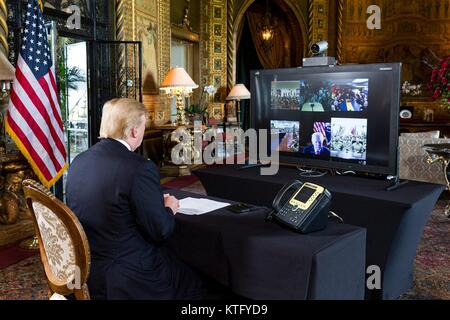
308;0;314;50
307;0;329;49
116;0;125;41
132;0;136;40
158;0;170;85
122;0;133;42
0;0;8;56
227;0;234;91
208;0;227;90
199;0;208;87
116;0;127;97
336;0;344;63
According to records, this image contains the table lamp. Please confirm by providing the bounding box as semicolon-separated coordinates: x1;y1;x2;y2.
226;84;251;127
160;67;198;126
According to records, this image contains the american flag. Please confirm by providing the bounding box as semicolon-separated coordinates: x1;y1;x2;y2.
6;0;67;187
313;122;328;144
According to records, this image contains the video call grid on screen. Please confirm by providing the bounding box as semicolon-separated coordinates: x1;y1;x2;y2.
270;78;369;112
251;64;401;173
270;118;367;163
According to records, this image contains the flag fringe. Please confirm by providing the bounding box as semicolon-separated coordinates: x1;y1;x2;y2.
5;118;67;188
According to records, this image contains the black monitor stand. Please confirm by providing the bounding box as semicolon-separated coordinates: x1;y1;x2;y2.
237;161;265;170
386;176;409;191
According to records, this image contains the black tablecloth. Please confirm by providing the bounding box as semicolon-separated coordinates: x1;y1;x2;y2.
193;164;445;299
166;189;367;300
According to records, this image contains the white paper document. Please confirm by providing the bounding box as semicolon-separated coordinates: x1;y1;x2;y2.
178;197;230;215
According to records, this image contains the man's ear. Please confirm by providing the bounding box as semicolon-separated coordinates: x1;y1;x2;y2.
130;127;138;139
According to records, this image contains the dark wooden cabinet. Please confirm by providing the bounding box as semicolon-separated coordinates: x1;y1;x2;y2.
400;98;450;138
399;120;450;138
141;129;163;167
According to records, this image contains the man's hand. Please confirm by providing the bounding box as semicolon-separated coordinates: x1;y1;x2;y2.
164;194;179;215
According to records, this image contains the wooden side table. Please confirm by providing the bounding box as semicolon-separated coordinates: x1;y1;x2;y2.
154;124;206;177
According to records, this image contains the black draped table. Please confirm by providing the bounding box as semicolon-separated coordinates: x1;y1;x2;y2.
166;189;366;300
192;165;445;300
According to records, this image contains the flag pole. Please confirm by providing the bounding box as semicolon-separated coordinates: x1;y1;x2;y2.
20;0;41;250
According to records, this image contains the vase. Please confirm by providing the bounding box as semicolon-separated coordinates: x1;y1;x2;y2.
189;114;204;125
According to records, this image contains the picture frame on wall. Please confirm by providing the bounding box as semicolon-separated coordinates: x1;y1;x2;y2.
210;103;223;121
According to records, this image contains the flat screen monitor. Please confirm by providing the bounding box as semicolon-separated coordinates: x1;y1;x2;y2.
250;63;401;175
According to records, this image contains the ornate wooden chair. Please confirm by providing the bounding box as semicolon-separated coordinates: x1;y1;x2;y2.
22;179;91;300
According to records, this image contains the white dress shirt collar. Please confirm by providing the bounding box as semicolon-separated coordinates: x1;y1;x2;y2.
114;139;132;151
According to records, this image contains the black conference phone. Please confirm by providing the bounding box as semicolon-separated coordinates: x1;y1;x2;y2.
267;180;333;233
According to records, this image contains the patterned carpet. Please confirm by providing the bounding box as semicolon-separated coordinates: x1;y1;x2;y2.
0;180;449;300
399;199;450;300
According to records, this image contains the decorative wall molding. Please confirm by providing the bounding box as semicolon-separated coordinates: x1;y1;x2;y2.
204;0;227;93
0;0;8;55
308;0;314;49
117;1;171;122
340;0;450;83
115;0;127;97
158;0;170;86
227;0;234;91
336;0;344;63
308;0;329;49
200;0;208;87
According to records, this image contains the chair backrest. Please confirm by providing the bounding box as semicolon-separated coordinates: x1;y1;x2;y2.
22;179;91;300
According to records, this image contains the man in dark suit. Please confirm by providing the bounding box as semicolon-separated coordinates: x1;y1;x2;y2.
303;132;330;157
66;98;205;300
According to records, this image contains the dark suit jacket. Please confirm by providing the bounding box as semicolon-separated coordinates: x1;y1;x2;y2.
303;145;330;156
66;139;178;299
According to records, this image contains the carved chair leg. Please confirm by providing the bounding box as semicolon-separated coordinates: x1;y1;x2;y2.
74;284;90;300
47;288;53;299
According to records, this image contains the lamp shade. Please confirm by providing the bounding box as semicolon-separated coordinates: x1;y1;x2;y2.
160;67;198;90
226;84;251;100
0;52;15;81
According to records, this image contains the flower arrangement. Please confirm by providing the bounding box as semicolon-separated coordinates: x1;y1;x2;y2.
424;50;450;108
185;85;217;120
401;81;422;96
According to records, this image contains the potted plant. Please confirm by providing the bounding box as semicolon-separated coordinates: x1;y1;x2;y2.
185;85;217;124
185;104;208;124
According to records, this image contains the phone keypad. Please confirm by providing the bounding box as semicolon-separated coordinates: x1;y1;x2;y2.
278;204;305;227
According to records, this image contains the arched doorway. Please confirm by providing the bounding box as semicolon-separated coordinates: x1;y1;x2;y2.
233;0;307;128
232;0;308;82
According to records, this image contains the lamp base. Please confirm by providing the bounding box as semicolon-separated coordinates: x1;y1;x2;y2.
176;96;189;126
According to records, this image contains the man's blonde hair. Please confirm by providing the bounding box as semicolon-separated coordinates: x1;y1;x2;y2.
99;98;148;140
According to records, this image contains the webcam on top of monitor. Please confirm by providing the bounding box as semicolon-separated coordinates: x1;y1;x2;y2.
302;40;337;67
310;41;329;56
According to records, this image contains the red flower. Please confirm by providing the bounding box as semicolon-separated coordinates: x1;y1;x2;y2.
432;88;442;100
431;69;438;82
428;55;450;106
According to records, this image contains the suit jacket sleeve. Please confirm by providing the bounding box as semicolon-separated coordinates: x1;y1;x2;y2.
130;160;175;243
